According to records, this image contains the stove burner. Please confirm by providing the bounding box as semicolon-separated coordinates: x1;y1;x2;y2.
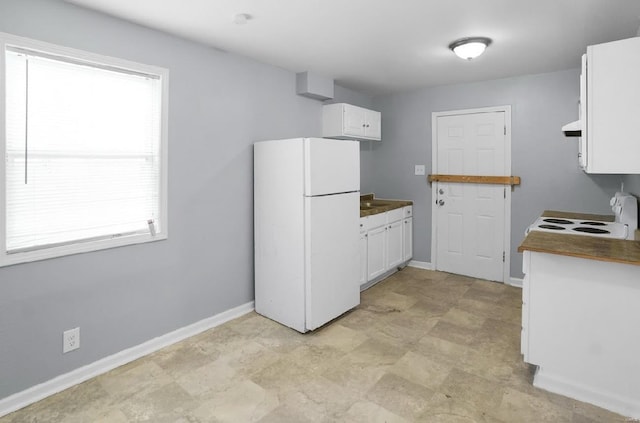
538;224;566;230
573;227;610;234
542;218;573;225
579;221;607;226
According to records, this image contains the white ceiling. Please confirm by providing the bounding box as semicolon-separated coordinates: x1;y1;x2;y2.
66;0;640;95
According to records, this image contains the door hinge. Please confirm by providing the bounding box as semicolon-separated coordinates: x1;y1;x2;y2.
503;251;505;262
503;187;506;199
504;125;506;135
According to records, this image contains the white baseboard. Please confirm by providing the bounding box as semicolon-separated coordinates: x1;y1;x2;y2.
0;301;255;418
408;261;521;287
408;260;433;270
508;277;523;288
534;367;640;420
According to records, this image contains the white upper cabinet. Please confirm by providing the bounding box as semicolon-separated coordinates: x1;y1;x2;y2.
323;103;381;141
581;37;640;174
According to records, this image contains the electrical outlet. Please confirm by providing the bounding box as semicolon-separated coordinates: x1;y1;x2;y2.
63;327;80;353
414;165;426;176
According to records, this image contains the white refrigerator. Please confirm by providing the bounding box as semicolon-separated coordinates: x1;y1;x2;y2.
254;137;360;333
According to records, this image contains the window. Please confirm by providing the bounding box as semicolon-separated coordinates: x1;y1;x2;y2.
1;33;168;266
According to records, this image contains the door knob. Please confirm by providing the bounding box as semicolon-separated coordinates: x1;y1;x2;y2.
438;199;445;206
439;189;444;195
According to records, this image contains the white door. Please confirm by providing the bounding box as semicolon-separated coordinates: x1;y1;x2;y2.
304;138;360;196
305;192;360;330
432;108;510;282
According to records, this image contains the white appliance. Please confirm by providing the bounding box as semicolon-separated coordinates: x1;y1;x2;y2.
254;137;360;333
526;192;638;240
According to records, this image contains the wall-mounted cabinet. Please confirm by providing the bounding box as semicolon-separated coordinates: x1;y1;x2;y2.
564;37;640;174
323;103;381;141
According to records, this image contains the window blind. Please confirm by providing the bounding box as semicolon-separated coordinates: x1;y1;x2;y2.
5;48;163;253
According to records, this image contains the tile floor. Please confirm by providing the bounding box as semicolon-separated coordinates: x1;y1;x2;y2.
1;268;628;422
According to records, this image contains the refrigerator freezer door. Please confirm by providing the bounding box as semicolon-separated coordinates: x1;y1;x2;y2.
304;138;360;196
304;192;360;330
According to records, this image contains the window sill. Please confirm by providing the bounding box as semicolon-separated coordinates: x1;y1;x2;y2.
0;232;168;268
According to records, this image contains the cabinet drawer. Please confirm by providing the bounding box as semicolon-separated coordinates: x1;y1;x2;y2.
359;217;368;234
403;206;412;218
367;212;387;229
387;208;403;223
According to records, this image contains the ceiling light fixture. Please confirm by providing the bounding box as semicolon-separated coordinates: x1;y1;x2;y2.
449;37;492;60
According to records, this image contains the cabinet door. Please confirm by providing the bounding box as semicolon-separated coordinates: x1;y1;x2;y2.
387;220;404;269
359;232;368;287
367;225;387;280
587;37;640;173
364;110;382;140
402;218;413;262
343;105;366;137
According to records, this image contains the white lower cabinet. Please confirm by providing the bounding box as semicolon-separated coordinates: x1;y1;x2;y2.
361;205;413;287
521;250;640;418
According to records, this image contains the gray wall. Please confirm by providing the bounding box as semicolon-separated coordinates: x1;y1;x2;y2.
624;175;640;197
0;0;364;400
371;70;623;278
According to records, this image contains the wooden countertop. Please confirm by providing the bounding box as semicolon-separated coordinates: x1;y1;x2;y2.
360;194;413;217
518;211;640;266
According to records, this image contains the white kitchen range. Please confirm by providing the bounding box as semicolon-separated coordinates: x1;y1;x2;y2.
519;192;640;418
526;192;637;239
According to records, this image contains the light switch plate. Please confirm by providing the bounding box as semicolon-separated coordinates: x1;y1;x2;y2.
414;165;426;176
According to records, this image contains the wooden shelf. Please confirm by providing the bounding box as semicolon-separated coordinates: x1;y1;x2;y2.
427;174;521;186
